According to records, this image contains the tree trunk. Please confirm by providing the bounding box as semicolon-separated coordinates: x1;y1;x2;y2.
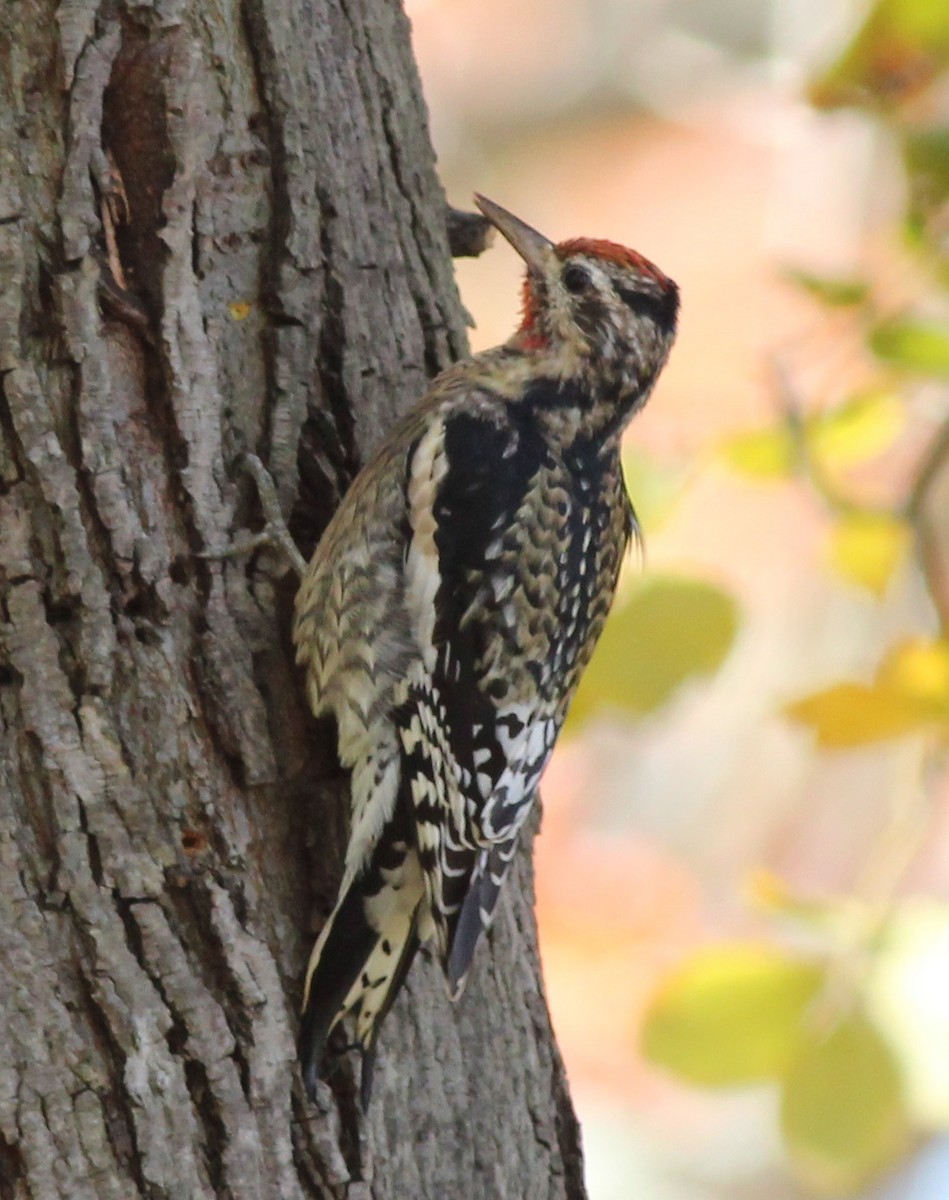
0;2;587;1197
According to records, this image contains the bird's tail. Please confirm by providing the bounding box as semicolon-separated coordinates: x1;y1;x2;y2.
298;841;424;1107
446;835;519;997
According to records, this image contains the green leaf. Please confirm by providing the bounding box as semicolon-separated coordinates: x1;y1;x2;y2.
785;269;871;307
904;127;949;211
566;575;739;730
781;1009;909;1194
641;945;824;1086
869;317;949;375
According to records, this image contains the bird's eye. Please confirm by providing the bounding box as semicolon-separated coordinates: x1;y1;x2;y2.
562;264;591;295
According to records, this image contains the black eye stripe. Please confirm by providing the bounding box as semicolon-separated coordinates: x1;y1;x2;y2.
616;286;660;317
616;284;679;333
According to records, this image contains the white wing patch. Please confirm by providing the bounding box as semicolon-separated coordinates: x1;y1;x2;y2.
476;702;558;841
405;420;448;672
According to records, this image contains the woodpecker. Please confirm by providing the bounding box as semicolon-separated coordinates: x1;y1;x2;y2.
294;195;678;1104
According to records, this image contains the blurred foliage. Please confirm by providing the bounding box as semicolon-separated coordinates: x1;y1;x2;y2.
808;0;949;112
826;510;911;594
721;386;908;487
641;882;949;1194
566;0;949;1193
567;574;738;731
870;317;949;374
786;638;949;747
780;1007;909;1195
641;945;824;1086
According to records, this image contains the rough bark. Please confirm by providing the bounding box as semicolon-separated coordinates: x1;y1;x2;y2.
0;2;587;1198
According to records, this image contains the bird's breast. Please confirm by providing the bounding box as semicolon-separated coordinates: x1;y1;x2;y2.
467;455;627;712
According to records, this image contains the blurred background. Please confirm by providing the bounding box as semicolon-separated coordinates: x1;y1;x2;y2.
409;1;949;1196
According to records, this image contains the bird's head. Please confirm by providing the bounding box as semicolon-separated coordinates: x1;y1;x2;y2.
474;194;679;407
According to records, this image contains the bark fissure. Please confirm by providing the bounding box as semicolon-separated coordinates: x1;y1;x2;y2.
100;24;177;320
0;1129;25;1200
236;0;295;498
315;212;359;490
183;1055;232;1198
72;966;148;1195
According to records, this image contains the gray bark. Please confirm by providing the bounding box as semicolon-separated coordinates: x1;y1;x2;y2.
0;2;586;1197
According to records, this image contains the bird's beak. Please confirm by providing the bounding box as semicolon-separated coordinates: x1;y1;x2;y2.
474;194;555;276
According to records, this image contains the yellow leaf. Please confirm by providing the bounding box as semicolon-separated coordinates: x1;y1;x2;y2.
807;390;904;469
641;945;823;1086
566;575;738;731
826;512;910;595
721;427;796;478
781;1009;909;1194
878;637;949;707
743;868;792;911
787;636;949;747
785;682;934;747
228;301;252;320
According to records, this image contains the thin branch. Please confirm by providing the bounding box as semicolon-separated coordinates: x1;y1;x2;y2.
769;354;865;514
914;510;949;632
905;415;949;521
904;415;949;632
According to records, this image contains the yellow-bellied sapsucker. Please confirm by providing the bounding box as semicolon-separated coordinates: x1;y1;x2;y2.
295;196;679;1103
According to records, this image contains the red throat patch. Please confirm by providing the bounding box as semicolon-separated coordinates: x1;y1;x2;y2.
517;276;548;350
